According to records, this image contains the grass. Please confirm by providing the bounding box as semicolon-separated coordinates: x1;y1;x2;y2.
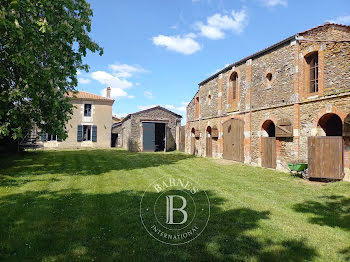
0;149;350;262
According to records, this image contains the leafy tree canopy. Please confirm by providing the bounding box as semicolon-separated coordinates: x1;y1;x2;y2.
0;0;103;141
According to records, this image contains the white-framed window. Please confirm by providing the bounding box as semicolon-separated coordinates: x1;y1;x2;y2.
84;104;92;117
83;125;92;141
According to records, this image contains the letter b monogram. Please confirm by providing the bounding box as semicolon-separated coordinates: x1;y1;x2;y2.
166;195;188;225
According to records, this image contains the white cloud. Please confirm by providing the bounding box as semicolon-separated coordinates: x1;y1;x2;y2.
128;95;135;99
78;77;91;84
108;63;147;78
101;87;129;99
328;15;350;25
152;34;201;55
77;70;82;75
91;71;133;90
144;91;154;99
165;104;175;110
195;9;248;39
165;104;186;112
261;0;287;7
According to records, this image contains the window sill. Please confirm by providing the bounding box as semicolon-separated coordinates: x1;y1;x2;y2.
307;93;319;99
81;141;93;147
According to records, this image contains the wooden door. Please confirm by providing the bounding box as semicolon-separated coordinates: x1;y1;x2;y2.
143;122;155;152
308;137;344;179
191;136;196;155
223;119;244;162
261;137;276;169
206;136;212;157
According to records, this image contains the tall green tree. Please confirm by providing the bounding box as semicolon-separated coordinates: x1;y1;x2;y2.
0;0;103;143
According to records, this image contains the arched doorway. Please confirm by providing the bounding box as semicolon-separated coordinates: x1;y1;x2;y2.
308;113;344;179
317;113;343;136
206;126;212;157
191;128;196;155
261;120;276;169
262;120;276;137
222;119;244;162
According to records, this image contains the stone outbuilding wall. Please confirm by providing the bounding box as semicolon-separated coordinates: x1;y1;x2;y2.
186;23;350;175
115;106;182;152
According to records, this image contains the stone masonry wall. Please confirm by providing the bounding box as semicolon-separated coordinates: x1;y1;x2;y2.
251;43;296;109
186;24;350;174
122;108;181;152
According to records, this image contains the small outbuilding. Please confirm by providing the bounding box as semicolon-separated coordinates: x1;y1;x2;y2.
111;106;182;152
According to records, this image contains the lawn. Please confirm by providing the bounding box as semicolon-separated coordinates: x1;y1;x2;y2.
0;149;350;262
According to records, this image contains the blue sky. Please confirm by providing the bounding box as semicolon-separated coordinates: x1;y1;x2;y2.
77;0;350;122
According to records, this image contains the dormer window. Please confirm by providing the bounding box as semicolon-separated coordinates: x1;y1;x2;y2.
84;104;92;117
305;52;319;93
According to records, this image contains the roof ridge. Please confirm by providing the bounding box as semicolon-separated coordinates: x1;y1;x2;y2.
198;23;350;86
67;90;114;102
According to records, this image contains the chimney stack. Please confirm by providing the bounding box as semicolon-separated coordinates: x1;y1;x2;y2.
106;87;111;98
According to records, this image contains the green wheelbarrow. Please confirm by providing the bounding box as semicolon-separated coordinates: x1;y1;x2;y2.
288;163;308;179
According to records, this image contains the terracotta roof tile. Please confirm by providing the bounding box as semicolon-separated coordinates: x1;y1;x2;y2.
66;91;114;102
298;23;350;35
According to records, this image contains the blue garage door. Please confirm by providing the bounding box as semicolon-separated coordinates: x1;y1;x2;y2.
143;122;155;152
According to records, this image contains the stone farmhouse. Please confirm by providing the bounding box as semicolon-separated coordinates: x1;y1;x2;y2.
186;23;350;179
111;106;182;152
39;88;114;149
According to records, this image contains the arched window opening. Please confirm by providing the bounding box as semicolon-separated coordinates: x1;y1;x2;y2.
305;52;319;93
191;128;195;137
206;126;212;137
318;113;343;136
208;94;212;105
230;72;238;101
262;120;276;137
195;97;200;119
266;73;273;82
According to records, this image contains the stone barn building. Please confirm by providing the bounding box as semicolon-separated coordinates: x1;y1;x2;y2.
112;106;182;152
186;23;350;179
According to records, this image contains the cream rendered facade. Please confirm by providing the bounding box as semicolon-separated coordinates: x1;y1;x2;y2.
41;91;114;149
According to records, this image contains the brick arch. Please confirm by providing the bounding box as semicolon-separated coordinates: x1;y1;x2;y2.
206;125;212;135
312;105;346;129
227;68;241;111
258;117;280;168
259;116;278;133
301;44;325;98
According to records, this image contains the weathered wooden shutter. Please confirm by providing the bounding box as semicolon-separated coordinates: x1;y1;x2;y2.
211;127;219;138
41;133;47;142
77;125;83;142
276;118;293;138
92;125;97;142
195;129;200;138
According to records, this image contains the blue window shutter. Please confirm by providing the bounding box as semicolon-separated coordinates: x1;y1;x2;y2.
41;133;47;142
77;125;83;142
92;125;97;142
